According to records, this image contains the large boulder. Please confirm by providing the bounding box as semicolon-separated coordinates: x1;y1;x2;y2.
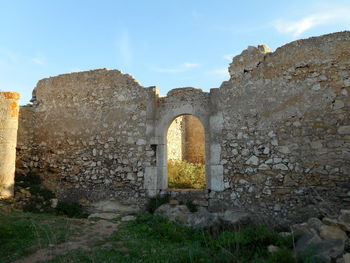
154;204;251;228
292;218;347;263
219;209;251;225
154;204;216;228
90;199;140;214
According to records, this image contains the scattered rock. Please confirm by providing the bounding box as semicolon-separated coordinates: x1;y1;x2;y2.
293;216;347;263
91;200;140;214
88;213;120;220
50;198;58;208
154;204;192;225
307;217;323;231
169;199;179;206
344;253;350;263
154;204;250;228
121;215;136;222
319;225;347;241
267;245;280;253
220;210;251;225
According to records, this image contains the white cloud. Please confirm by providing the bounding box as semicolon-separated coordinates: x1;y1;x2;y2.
117;30;132;66
183;62;200;68
223;54;233;61
31;57;45;65
273;5;350;37
154;62;201;73
210;68;229;79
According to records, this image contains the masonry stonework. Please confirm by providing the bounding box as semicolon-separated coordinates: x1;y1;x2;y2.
12;31;350;223
167;116;184;161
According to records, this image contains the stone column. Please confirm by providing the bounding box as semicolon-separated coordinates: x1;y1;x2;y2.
0;92;20;198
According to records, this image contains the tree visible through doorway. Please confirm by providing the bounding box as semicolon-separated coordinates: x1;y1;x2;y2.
167;115;206;189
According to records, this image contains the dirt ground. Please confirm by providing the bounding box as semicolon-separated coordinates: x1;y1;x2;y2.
13;219;120;263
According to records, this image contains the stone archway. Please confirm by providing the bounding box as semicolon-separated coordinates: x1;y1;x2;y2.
143;88;224;196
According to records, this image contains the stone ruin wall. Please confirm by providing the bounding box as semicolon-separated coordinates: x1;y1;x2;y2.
11;31;350;223
216;31;350;223
167;115;205;164
16;69;158;207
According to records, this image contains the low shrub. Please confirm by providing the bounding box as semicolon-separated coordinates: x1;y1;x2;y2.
15;172;87;218
185;200;199;213
55;201;87;218
15;172;42;187
16;172;56;214
168;160;206;189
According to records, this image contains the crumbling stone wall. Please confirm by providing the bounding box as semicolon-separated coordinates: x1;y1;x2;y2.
217;31;350;222
16;69;157;208
14;31;350;223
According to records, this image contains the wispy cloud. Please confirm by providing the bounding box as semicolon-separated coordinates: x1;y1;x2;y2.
209;68;229;79
223;54;233;61
117;30;132;66
272;5;350;37
31;57;46;65
153;62;201;73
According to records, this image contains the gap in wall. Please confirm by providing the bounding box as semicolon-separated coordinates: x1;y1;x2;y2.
167;114;206;189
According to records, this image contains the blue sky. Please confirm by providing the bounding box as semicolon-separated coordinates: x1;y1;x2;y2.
0;0;349;104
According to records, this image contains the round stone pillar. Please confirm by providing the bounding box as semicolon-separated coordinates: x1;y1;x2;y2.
0;92;20;198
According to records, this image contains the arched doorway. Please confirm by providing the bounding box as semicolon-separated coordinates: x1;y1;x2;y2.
166;114;206;189
143;88;224;196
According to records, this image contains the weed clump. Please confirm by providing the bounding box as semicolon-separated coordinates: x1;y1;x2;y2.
55;201;87;218
15;172;55;214
185;200;198;212
147;194;170;214
15;172;87;218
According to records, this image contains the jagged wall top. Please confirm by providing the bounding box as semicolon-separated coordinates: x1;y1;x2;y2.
229;45;272;79
227;31;350;82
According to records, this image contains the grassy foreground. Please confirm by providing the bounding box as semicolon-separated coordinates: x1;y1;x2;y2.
0;210;85;263
0;211;322;263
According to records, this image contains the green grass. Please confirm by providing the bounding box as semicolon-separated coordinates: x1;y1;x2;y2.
0;211;320;263
168;160;206;189
0;210;85;263
42;214;303;263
